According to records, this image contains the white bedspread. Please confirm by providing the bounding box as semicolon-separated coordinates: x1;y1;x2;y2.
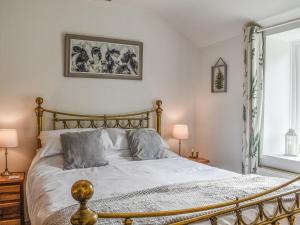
27;152;237;225
26;152;299;225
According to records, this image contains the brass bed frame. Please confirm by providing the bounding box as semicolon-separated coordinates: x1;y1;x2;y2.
35;97;162;148
35;97;300;225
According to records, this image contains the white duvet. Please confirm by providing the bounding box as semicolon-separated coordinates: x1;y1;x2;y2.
26;151;298;225
27;151;238;225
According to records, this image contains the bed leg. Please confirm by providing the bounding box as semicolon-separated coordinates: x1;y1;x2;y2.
71;180;98;225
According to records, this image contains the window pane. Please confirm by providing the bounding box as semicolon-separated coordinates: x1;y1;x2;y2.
263;36;290;156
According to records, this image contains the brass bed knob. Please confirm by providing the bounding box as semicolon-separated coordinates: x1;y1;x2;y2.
36;97;44;105
71;180;94;202
71;180;98;225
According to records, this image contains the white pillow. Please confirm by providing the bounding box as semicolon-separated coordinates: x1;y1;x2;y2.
105;149;132;161
39;128;113;158
105;128;170;150
105;128;129;150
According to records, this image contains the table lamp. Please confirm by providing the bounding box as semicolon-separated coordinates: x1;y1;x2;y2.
0;129;18;176
173;124;189;156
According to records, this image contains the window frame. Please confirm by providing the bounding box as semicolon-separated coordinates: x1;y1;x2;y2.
259;25;300;173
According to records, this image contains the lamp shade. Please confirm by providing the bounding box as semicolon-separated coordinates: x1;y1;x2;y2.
0;129;18;148
173;124;189;140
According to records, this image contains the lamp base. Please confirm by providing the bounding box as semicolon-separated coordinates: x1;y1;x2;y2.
178;139;182;156
1;169;12;177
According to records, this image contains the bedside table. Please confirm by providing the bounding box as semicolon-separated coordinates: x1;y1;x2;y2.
187;157;210;165
0;172;25;225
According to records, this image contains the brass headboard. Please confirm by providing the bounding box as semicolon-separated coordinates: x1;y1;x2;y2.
35;97;163;148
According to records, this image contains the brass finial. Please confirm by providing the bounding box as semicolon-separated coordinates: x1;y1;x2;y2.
36;97;44;106
71;180;94;202
35;97;44;147
156;100;162;109
155;100;162;135
71;180;98;225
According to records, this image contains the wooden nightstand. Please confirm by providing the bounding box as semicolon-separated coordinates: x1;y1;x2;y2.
0;172;25;225
186;157;210;165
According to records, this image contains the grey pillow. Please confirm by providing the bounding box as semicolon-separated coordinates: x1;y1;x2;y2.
61;130;108;170
127;129;169;160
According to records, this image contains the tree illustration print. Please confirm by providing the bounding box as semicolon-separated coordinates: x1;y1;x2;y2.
215;68;225;90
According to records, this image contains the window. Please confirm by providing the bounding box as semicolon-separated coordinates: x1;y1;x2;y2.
261;26;300;173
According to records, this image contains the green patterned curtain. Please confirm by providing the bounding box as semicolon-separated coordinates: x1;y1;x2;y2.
242;24;264;174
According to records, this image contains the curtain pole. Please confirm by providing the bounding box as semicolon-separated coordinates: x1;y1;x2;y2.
257;17;300;33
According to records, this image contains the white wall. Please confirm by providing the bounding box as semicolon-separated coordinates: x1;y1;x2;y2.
194;36;244;173
0;0;198;173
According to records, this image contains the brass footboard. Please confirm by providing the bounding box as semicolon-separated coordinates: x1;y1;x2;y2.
70;177;300;225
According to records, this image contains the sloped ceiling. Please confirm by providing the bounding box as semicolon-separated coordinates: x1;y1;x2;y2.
111;0;300;48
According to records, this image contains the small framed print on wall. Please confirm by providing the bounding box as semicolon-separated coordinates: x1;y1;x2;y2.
211;57;227;93
65;34;143;80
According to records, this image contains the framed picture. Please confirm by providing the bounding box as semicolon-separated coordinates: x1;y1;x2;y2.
211;57;227;93
65;34;143;80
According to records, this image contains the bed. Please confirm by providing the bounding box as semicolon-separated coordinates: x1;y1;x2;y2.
26;97;300;225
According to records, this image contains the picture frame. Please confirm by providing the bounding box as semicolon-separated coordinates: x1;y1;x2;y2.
65;34;143;80
211;57;227;93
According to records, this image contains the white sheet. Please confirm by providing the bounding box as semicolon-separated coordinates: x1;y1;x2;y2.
26;153;298;225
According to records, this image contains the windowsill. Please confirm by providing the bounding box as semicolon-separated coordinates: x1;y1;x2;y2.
260;154;300;174
257;166;299;179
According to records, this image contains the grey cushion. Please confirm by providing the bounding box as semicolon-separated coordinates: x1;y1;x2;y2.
127;128;169;160
61;130;108;170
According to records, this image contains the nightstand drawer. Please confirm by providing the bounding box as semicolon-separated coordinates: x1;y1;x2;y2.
0;173;24;225
0;219;20;225
0;203;20;221
0;186;20;203
0;193;20;203
0;186;20;194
